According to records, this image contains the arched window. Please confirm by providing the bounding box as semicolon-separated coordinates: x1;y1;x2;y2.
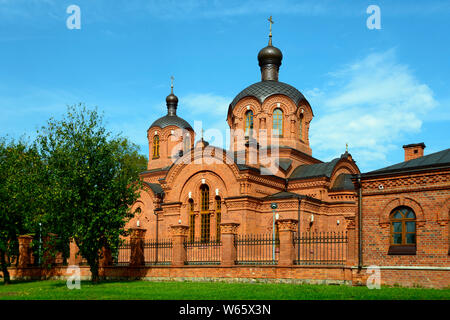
389;206;416;253
152;135;160;159
215;197;221;241
245;110;254;137
273;108;283;136
188;199;195;242
299;113;304;140
200;185;210;242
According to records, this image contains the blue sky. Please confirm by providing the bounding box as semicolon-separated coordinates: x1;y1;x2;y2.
0;0;449;172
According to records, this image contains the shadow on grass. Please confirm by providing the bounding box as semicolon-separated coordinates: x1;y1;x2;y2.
0;279;44;286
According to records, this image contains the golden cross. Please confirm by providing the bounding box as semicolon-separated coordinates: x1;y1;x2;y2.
346;143;348;153
268;16;274;45
170;76;174;93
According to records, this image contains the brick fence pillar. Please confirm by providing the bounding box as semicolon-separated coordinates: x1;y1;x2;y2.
170;225;189;267
129;228;146;267
69;239;83;265
18;235;33;268
277;219;298;266
100;246;113;267
345;217;357;267
220;222;240;266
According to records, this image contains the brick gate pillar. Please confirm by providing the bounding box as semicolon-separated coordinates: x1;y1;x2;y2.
18;235;33;268
220;222;240;266
129;228;146;267
69;239;83;265
171;225;189;267
277;219;298;266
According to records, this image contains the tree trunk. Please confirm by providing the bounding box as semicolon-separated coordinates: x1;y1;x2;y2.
0;250;11;285
90;263;99;284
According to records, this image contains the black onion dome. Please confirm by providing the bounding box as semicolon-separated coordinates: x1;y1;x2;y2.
150;115;192;130
150;89;192;130
258;45;283;67
229;80;306;110
166;93;178;105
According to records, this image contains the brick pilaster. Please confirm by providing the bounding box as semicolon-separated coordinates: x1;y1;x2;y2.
69;239;83;265
18;235;33;268
220;222;240;266
345;216;357;267
171;225;189;266
129;228;146;267
277;219;298;266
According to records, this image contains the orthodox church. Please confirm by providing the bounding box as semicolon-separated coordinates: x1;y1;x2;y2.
126;26;360;240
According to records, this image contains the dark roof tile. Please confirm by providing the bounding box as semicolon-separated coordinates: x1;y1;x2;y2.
330;173;355;191
150;115;192;130
364;148;450;176
229;81;306;111
289;158;339;180
143;182;164;196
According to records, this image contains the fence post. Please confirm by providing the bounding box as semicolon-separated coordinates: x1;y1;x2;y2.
18;235;33;268
277;219;298;266
220;222;240;266
170;225;189;267
129;227;146;267
345;217;357;267
69;239;83;265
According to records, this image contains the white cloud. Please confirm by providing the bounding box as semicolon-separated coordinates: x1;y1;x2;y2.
309;49;438;171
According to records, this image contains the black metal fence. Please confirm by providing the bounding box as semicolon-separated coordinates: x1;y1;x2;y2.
184;238;222;265
114;241;131;266
294;231;347;266
235;234;279;265
144;238;172;265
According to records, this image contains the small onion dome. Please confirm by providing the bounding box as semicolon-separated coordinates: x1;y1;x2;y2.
258;45;283;68
166;93;178;105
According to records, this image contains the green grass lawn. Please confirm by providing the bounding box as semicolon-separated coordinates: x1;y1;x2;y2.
1;280;449;300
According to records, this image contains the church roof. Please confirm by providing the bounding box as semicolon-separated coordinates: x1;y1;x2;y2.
229;80;306;112
150;115;193;130
143;181;164;197
362;148;450;177
330;173;355;191
289;158;340;180
264;191;305;200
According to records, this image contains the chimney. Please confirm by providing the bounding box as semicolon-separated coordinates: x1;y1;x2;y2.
403;143;426;162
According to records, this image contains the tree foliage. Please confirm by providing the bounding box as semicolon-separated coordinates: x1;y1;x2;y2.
36;104;143;282
0;139;46;284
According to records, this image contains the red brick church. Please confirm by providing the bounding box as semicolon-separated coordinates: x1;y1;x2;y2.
123;26;449;287
8;23;448;288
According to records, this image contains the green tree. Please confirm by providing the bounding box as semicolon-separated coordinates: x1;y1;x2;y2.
0;139;46;284
36;104;143;283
